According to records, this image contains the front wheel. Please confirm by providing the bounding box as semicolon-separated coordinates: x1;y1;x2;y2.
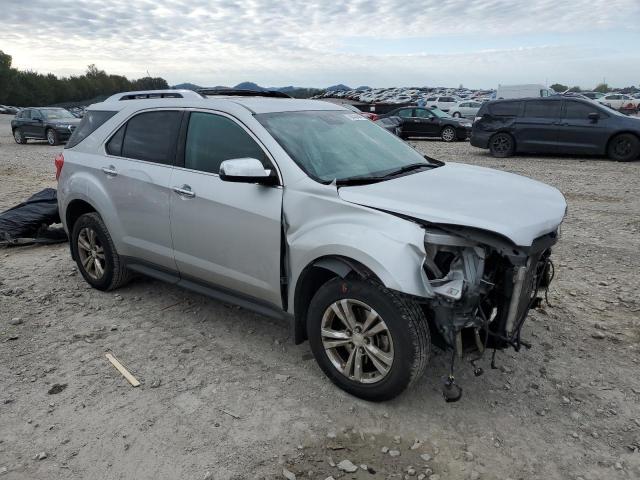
307;278;430;401
46;128;59;146
441;125;456;142
13;128;26;144
489;132;515;157
607;133;640;162
452;112;461;118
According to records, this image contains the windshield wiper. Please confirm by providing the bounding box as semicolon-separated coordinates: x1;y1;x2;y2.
336;163;433;186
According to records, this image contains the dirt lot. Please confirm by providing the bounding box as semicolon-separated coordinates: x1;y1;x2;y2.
1;113;639;480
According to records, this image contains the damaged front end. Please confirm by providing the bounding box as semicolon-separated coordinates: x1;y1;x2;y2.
420;226;558;400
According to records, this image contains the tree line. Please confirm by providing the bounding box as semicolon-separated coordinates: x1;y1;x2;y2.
0;51;169;107
549;82;639;94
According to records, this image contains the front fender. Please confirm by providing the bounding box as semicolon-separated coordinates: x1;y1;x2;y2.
285;183;433;314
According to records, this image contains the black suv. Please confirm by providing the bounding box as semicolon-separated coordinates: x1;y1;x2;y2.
380;106;472;142
471;97;640;161
11;108;81;146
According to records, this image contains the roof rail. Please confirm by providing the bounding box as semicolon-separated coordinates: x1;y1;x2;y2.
103;89;204;102
197;88;292;99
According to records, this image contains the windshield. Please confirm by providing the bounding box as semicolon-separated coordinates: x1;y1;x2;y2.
256;110;436;183
42;109;76;120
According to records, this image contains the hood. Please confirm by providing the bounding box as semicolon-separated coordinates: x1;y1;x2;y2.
338;162;566;247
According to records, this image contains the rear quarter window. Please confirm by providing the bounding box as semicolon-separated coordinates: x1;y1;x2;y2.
489;101;522;116
66;110;117;149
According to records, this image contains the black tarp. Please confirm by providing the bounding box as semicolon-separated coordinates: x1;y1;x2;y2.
0;188;67;245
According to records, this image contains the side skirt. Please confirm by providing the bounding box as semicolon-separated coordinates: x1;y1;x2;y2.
123;257;293;324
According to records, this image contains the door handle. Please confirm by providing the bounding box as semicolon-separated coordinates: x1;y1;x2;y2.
173;185;195;198
101;165;117;176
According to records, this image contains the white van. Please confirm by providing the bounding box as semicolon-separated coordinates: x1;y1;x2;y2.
496;84;555;99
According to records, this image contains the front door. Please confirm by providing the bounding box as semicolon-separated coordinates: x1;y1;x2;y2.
555;100;610;154
169;111;283;307
414;108;440;137
515;100;561;153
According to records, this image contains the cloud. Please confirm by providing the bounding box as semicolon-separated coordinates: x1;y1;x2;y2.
0;0;638;87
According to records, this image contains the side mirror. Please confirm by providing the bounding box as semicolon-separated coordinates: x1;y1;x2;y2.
588;112;600;122
219;158;278;185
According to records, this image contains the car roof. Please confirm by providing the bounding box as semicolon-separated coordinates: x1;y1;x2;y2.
91;91;346;115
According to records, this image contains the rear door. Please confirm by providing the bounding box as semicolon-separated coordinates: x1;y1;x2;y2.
23;109;43;138
556;100;610;154
515;99;562;153
169;111;283;307
395;108;416;135
102;109;181;271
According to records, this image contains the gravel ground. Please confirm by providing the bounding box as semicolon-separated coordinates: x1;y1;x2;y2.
1;114;639;480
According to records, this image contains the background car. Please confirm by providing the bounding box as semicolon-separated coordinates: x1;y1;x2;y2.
381;106;472;141
471;97;640;161
581;92;605;100
425;96;460;112
598;93;639;111
374;115;403;136
341;103;379;121
448;101;483;118
11;107;81;145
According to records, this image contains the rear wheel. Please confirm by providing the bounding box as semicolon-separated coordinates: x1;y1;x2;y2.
71;213;130;291
46;128;59;146
489;132;515;157
307;278;430;401
452;112;461;118
441;126;456;142
13;128;26;144
607;133;640;162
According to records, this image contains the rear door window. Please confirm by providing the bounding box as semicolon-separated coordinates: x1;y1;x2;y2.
490;101;522;116
396;108;414;118
66;110;117;149
118;110;182;165
523;100;561;118
183;112;268;174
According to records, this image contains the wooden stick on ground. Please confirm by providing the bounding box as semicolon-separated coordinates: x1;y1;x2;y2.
105;353;140;387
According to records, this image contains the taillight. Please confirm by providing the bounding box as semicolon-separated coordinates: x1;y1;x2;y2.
54;153;64;180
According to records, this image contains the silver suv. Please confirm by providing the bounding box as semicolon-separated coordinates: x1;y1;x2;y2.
57;89;566;401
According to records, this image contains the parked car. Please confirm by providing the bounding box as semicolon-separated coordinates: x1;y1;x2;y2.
374;115;403;136
11;107;81;145
425;96;460;112
381;106;472;141
471;97;640;161
496;84;555;100
341;103;379;121
581;92;605;100
448;101;483;119
597;93;639;111
0;105;20;114
57;89;566;401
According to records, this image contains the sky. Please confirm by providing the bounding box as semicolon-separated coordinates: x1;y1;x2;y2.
1;0;639;89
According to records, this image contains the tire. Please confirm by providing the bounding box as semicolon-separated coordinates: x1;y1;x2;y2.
489;132;515;157
46;128;59;146
13;128;26;144
607;133;640;162
307;277;430;401
71;212;130;291
441;126;456;142
452;112;461;118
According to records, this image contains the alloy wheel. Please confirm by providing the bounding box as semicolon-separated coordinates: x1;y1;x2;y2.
442;127;455;142
320;299;394;384
13;130;23;143
491;134;511;153
77;227;106;280
613;138;632;157
47;130;56;145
